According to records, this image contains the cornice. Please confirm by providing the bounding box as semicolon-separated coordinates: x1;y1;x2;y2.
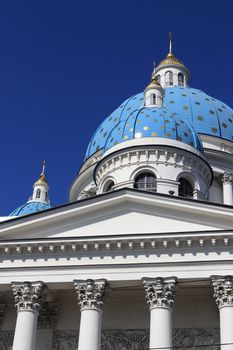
0;230;232;257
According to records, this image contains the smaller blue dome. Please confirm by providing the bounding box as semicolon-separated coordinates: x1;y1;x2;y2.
9;201;51;217
103;107;203;153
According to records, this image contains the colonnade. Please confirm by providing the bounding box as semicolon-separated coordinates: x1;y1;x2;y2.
10;275;233;350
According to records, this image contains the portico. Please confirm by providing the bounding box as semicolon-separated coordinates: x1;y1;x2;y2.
0;276;230;350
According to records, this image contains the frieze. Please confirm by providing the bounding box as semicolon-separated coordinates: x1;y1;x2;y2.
51;328;220;350
52;330;78;350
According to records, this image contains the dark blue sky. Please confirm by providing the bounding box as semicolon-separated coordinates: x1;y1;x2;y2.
1;0;233;214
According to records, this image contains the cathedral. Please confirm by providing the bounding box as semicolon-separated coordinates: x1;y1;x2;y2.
0;33;233;350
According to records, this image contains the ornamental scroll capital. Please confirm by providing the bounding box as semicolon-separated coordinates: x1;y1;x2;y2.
73;279;108;311
11;281;45;313
211;275;233;309
221;172;233;184
142;277;177;310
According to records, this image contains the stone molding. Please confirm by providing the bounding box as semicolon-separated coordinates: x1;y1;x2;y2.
11;281;45;313
211;275;233;309
0;231;232;258
142;277;177;309
73;279;108;311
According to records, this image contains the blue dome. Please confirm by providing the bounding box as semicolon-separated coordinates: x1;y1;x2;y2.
9;201;51;217
85;86;233;159
104;107;203;153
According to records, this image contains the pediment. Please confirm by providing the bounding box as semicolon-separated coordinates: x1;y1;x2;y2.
0;189;233;240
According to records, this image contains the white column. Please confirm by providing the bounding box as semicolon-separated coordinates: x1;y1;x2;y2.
142;277;177;350
212;275;233;350
221;173;233;205
11;281;45;350
74;279;108;350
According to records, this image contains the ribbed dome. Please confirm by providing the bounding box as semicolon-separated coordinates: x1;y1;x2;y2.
85;86;233;159
9;201;51;217
103;107;203;153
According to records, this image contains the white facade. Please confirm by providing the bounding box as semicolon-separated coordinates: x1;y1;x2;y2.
0;191;233;349
2;37;233;350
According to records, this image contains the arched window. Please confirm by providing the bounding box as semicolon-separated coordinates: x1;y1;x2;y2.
165;71;173;86
104;181;114;192
134;172;157;193
157;75;161;83
36;189;41;198
151;93;156;105
178;73;184;86
179;178;193;198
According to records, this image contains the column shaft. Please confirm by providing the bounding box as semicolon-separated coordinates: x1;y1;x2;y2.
220;306;233;350
150;306;172;349
78;309;102;350
223;182;233;205
143;277;176;350
74;279;107;350
13;310;38;350
11;281;45;350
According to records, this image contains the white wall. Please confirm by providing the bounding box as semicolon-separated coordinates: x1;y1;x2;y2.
208;178;223;204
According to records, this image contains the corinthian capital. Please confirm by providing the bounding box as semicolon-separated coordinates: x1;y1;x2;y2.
221;172;233;184
142;277;177;310
211;275;233;309
11;281;45;313
73;279;108;311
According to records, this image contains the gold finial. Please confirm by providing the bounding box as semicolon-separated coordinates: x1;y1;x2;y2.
151;61;156;80
169;32;173;55
155;32;187;72
145;63;163;93
41;160;46;175
34;160;48;185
